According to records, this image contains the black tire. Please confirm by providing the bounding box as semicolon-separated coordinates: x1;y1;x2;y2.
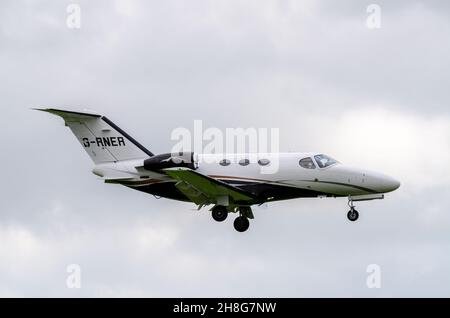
233;216;250;232
212;206;228;222
347;209;359;222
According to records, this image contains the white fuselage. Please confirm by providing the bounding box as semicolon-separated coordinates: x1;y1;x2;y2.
94;152;400;201
195;153;400;197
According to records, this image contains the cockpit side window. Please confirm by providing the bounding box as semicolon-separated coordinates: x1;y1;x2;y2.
299;157;316;169
314;154;338;168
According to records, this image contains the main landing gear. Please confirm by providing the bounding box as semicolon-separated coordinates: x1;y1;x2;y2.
347;199;359;222
211;205;252;232
211;205;228;222
234;216;250;232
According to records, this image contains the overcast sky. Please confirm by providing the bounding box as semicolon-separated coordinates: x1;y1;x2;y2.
1;0;450;297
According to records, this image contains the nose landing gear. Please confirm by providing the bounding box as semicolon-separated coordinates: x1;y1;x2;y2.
347;208;359;221
345;194;385;222
347;199;359;222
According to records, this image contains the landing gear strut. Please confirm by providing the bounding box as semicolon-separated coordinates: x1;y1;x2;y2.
211;205;228;222
347;199;359;222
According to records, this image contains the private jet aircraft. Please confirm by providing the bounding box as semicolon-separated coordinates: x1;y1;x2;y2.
36;108;400;232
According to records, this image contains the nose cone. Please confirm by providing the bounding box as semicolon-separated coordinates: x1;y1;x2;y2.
382;176;401;193
360;169;401;194
371;174;400;193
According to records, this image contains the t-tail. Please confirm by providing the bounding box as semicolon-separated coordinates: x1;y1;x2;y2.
34;108;154;164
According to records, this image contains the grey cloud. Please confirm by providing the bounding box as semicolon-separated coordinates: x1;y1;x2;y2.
0;0;449;297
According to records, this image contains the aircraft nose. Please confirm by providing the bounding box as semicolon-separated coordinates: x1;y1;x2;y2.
379;175;401;193
363;170;401;194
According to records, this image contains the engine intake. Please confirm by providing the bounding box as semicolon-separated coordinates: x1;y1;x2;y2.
143;152;197;171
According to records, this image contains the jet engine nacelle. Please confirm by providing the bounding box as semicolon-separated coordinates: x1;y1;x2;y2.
143;152;197;171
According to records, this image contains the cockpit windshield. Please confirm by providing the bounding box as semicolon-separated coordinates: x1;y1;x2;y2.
314;154;338;168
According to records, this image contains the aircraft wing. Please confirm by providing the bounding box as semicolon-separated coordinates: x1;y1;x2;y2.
164;168;256;206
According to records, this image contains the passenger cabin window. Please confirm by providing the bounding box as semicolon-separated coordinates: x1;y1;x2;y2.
258;158;270;166
219;159;231;166
239;159;250;166
299;157;316;169
314;154;338;168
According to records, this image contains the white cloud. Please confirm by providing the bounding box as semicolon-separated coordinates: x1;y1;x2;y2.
0;226;44;261
318;107;450;191
133;225;179;253
114;0;139;18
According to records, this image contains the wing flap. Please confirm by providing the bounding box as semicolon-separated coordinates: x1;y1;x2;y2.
174;180;212;205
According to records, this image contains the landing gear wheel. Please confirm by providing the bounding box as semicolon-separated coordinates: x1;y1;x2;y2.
233;216;250;232
212;206;228;222
347;209;359;222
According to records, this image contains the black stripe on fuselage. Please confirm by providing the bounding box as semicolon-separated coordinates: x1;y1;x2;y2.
218;177;377;195
102;116;154;157
296;179;377;194
216;179;260;185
